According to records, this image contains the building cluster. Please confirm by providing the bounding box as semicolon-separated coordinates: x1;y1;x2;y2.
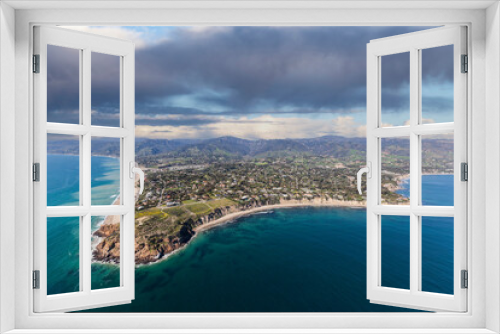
136;156;409;210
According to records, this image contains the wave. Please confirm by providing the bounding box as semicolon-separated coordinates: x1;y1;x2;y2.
254;210;274;214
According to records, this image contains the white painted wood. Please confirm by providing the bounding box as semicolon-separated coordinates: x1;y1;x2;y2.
372;123;454;138
372;205;455;217
0;2;17;333
11;6;488;332
46;206;130;217
33;26;135;313
485;3;500;333
82;47;91;295
3;0;497;10
1;330;498;334
409;46;421;295
413;123;455;135
372;126;411;138
366;26;468;312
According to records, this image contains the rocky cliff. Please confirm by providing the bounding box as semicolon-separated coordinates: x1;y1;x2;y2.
92;197;375;265
92;202;268;265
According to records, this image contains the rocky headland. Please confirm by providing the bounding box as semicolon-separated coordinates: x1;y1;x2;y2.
92;197;371;265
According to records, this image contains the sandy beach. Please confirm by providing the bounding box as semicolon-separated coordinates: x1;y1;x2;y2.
99;173;140;226
194;199;366;233
99;196;121;225
132;199;368;266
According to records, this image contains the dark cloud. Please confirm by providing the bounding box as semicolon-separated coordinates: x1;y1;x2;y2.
136;104;361;117
91;52;121;126
47;26;454;126
422;44;454;83
47;45;80;124
135;116;219;127
379;44;454;114
422;96;454;115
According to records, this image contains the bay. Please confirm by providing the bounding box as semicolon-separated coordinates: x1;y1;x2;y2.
46;155;453;312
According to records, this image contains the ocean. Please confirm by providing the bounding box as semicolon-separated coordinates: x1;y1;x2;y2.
47;155;454;312
47;154;121;295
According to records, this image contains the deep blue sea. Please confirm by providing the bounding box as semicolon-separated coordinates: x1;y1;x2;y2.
47;155;454;312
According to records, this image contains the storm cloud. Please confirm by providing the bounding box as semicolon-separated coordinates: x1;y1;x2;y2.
48;26;454;136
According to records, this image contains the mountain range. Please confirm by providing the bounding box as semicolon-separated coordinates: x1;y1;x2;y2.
47;135;452;161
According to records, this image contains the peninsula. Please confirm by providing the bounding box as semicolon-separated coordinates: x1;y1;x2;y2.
87;135;452;265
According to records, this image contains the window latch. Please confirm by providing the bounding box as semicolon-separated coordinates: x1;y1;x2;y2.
356;162;371;195
129;162;145;195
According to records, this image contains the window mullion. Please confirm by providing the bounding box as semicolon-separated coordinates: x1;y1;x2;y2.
409;47;420;294
82;48;92;294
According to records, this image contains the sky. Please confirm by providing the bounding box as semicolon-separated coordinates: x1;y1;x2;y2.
48;26;454;140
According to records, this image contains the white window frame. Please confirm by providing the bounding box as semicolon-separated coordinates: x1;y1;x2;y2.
366;26;468;312
1;1;499;333
32;26;136;313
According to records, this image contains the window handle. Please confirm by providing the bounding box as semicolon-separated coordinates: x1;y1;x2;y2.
357;162;371;195
129;162;145;195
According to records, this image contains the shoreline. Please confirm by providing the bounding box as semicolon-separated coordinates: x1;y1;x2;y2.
91;173;140;263
194;200;366;233
91;195;121;261
98;195;121;226
89;171;453;267
93;171;139;230
134;200;367;267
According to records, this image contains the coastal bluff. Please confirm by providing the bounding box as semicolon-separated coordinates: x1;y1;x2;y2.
92;197;367;265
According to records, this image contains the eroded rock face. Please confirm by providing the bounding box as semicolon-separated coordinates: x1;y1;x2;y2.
93;235;120;263
93;224;119;238
93;221;196;265
92;200;274;265
196;205;241;225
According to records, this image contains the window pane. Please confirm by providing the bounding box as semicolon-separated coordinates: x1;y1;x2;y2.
381;215;410;290
47;217;80;295
421;134;454;206
421;217;454;295
92;215;121;290
421;45;454;124
47;45;80;124
381;52;410;127
91;137;121;206
92;52;121;127
381;137;410;205
47;134;80;206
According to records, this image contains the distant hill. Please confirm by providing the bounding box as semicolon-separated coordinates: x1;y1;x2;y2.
297;136;366;157
175;136;253;158
47;135;453;164
135;138;201;157
167;136;370;159
249;139;310;157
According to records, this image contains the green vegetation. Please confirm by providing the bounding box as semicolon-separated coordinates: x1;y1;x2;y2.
207;198;237;208
185;203;212;215
94;135;454;264
135;208;168;220
163;206;187;217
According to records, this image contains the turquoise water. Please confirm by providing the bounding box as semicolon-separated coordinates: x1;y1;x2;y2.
47;155;121;295
47;155;454;312
91;207;411;312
